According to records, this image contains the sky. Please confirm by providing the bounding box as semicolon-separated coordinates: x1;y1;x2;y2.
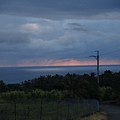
0;0;120;67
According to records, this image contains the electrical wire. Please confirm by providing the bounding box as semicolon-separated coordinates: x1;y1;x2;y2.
100;49;120;56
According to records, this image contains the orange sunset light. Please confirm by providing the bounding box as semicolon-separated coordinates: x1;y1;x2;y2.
17;59;120;67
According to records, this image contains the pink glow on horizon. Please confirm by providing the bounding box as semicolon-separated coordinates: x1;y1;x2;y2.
0;59;120;67
16;59;120;67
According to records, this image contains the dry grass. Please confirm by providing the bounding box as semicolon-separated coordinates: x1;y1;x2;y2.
78;112;107;120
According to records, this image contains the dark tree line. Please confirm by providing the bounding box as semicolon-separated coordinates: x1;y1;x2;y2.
0;70;120;100
99;70;120;100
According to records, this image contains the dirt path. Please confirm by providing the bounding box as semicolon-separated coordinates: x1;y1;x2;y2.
100;104;120;120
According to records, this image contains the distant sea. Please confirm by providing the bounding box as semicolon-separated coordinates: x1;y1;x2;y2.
0;65;119;84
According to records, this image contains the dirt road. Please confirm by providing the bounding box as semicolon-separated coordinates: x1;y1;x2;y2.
100;104;120;120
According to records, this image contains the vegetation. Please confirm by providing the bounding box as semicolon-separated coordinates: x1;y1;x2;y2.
99;70;120;101
0;97;99;120
0;70;120;119
0;70;120;100
0;73;98;100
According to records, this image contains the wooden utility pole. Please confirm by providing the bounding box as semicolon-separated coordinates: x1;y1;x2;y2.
90;50;99;84
96;51;99;84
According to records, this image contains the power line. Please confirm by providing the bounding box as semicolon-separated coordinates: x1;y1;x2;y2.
99;43;120;52
67;48;120;61
100;49;120;56
47;42;120;61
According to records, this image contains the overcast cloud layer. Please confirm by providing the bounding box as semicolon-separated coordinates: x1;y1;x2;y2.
0;0;120;66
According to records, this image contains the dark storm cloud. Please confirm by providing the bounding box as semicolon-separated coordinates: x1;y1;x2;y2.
0;0;120;19
0;0;120;66
0;32;30;45
65;23;89;31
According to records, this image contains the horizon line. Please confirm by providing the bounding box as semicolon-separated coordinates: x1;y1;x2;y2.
0;64;120;68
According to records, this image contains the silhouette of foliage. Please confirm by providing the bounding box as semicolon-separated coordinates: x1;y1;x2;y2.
0;70;120;100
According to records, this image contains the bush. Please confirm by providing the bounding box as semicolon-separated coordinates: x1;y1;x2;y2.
99;86;116;100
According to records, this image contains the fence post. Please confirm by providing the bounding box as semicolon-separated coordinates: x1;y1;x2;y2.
96;100;99;111
40;99;43;120
56;99;59;120
67;100;70;120
73;98;77;118
13;100;17;120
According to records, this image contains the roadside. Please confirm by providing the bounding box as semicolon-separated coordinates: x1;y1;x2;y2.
79;102;120;120
100;103;120;120
80;112;107;120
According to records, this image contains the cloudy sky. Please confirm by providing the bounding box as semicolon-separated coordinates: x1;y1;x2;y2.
0;0;120;67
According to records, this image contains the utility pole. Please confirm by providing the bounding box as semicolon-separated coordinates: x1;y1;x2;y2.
90;51;99;84
96;51;99;84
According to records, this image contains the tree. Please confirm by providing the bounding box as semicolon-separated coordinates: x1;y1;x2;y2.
0;80;6;92
64;73;89;98
99;70;113;87
112;72;120;100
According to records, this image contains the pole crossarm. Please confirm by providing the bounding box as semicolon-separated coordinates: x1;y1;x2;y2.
89;55;97;59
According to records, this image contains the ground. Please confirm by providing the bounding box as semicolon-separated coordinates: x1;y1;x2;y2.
100;103;120;120
80;102;120;120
